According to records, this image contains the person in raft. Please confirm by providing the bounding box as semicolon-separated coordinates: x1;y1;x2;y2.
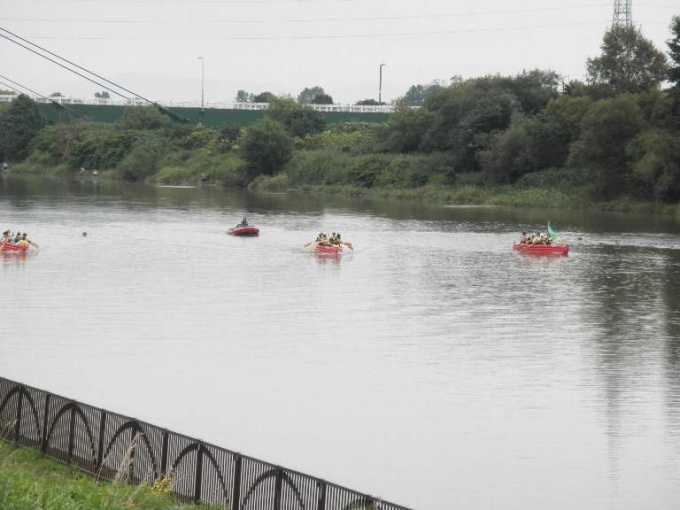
520;232;552;245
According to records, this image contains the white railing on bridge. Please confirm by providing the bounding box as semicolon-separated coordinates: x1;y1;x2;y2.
0;94;395;113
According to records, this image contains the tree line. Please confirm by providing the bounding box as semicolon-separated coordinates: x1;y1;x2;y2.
1;18;679;205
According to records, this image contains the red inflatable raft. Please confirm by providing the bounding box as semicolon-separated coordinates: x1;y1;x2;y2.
513;242;569;255
227;225;260;236
0;242;29;252
314;244;343;254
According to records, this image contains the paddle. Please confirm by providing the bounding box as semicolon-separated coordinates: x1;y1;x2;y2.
303;241;314;248
28;240;40;252
343;242;353;251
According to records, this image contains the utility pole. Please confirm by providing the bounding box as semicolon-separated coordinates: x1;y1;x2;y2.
379;63;386;105
198;56;204;125
612;0;632;27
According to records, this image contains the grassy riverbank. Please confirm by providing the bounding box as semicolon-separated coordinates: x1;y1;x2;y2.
247;167;680;218
0;440;213;510
10;160;680;219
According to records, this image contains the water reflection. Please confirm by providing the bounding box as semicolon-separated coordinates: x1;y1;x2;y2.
514;250;569;259
578;240;680;500
662;255;680;444
1;251;28;267
313;252;343;266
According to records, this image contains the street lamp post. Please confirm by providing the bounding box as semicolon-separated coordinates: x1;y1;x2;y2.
198;56;204;124
379;63;386;105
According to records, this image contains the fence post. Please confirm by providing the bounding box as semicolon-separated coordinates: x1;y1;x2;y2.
232;454;242;510
273;467;283;510
194;443;204;503
316;480;327;510
41;393;51;454
160;429;169;476
67;404;76;464
13;386;23;443
129;426;139;482
96;411;106;470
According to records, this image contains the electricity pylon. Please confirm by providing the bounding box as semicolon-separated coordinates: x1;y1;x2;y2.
612;0;632;27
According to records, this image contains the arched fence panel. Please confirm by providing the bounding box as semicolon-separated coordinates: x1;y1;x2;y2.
280;468;320;510
98;414;162;484
198;442;236;508
42;393;74;465
166;432;201;502
239;456;277;510
64;401;100;474
0;377;413;510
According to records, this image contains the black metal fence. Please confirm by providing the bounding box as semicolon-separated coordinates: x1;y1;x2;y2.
0;377;412;510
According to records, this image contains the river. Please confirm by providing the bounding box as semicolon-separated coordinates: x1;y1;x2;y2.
2;174;680;510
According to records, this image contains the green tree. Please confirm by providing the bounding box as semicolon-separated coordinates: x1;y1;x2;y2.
568;95;643;198
266;98;325;138
542;95;592;141
0;94;45;160
239;118;293;178
586;25;668;95
478;95;590;184
402;85;427;107
520;113;571;171
667;16;680;117
420;77;517;172
356;99;380;105
94;91;110;99
521;94;594;170
628;130;680;201
297;86;326;104
501;69;561;115
477;115;533;184
632;89;674;129
235;90;254;103
381;107;434;153
311;93;334;105
253;91;276;103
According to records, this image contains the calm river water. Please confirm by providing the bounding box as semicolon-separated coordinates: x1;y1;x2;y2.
2;175;680;510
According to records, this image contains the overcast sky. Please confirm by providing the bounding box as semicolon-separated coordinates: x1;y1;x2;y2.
1;0;678;106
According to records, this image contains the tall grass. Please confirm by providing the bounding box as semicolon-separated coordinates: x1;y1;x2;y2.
153;150;246;187
0;440;215;510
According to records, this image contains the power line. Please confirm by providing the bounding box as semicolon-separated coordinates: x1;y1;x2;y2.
2;4;611;24
0;81;22;94
0;75;46;98
0;28;131;100
0;73;81;114
0;26;191;123
19;21;609;42
33;0;357;3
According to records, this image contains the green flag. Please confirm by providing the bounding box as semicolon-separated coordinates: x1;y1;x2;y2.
547;222;559;241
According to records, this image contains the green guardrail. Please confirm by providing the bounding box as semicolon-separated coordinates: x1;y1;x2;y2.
37;103;391;127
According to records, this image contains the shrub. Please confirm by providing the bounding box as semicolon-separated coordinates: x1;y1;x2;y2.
117;137;171;181
347;155;390;188
0;94;45;160
153;151;247;187
118;106;171;130
248;173;291;192
284;150;353;185
66;125;137;170
239;118;293;178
